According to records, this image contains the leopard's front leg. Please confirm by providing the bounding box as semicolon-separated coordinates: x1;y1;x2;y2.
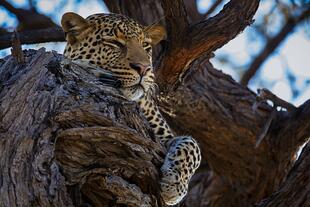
138;94;201;205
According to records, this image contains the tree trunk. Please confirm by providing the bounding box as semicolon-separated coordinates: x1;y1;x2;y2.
172;59;310;207
1;0;309;206
1;48;309;206
257;142;310;207
0;49;165;207
105;1;310;206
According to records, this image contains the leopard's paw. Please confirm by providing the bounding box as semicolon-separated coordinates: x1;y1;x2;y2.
160;136;201;205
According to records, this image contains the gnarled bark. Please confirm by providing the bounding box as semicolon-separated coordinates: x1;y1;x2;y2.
0;48;309;207
257;142;310;207
1;0;309;206
0;49;165;207
105;1;310;206
161;57;309;207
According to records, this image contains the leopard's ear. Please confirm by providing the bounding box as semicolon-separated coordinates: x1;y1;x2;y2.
61;12;90;44
144;25;166;45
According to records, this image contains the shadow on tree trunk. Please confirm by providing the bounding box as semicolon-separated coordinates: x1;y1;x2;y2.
0;48;166;207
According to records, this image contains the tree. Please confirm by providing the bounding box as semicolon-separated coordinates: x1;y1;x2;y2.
0;0;309;206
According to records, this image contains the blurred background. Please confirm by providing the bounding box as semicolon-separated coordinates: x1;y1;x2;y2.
0;0;309;105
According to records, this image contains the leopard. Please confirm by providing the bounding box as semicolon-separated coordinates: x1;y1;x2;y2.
61;12;201;206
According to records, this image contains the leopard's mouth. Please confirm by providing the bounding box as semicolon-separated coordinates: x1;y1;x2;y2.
133;84;146;93
117;74;154;100
120;84;145;101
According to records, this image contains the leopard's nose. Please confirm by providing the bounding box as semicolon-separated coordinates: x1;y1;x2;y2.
129;63;150;76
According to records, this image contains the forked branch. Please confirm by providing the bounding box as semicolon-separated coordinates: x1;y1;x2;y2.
156;0;260;89
0;0;57;30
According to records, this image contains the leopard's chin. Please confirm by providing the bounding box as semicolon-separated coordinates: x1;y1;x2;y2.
120;85;145;101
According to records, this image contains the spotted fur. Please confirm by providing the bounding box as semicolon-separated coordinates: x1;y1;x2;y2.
61;12;201;205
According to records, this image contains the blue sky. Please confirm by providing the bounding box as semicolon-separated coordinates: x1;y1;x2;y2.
199;0;310;106
0;0;309;106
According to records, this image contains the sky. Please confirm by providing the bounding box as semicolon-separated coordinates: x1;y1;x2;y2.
0;0;309;106
198;0;310;106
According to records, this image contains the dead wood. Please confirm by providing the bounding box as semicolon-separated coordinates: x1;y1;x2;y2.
0;0;309;206
0;48;165;207
160;57;310;207
257;142;310;207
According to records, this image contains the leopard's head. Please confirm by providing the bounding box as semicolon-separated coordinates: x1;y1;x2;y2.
61;12;166;100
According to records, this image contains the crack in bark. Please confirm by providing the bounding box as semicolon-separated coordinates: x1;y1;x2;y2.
0;49;165;207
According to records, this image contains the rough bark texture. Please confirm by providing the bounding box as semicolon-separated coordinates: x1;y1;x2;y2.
105;1;310;206
166;58;310;207
1;0;309;206
257;142;310;207
1;49;308;207
0;49;165;207
156;0;260;89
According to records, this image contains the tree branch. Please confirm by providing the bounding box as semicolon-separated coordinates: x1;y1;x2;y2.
101;3;307;205
156;0;260;89
157;56;308;205
204;0;224;18
0;0;57;31
257;142;310;207
183;0;202;23
0;27;7;34
160;0;189;41
183;0;225;23
240;8;310;86
273;99;310;159
0;0;19;14
104;0;164;26
10;31;25;63
0;27;64;50
0;2;307;206
253;89;309;152
257;88;297;112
